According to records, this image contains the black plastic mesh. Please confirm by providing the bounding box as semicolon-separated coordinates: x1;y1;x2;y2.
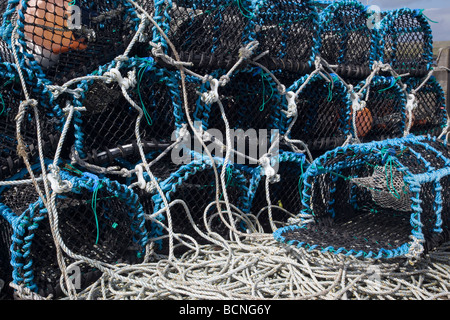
253;0;320;74
248;152;306;233
0;39;14;63
157;0;320;75
159;0;255;73
191;67;284;134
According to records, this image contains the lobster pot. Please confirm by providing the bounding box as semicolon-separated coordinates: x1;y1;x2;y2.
154;0;256;73
69;57;184;162
246;151;308;233
0;164;49;299
2;0;142;85
318;0;378;79
150;158;252;255
353;76;407;142
379;8;433;77
0;63;61;180
282;73;352;154
131;150;184;213
274;135;450;260
1;170;148;298
253;0;320;75
192;65;285;134
403;76;447;137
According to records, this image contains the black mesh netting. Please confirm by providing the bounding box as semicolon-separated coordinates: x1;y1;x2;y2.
72;61;182;161
159;0;256;73
283;73;351;153
252;0;320;74
404;76;447;137
187;66;284;134
156;0;320;74
353;76;407;143
247;151;307;233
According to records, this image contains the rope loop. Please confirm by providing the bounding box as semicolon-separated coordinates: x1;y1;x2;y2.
47;165;73;194
259;154;280;183
104;68;137;90
201;78;220;105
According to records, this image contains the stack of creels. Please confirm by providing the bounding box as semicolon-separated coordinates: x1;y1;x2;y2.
378;8;434;77
1;0;143;85
280;71;447;156
274;134;450;260
352;75;447;143
0;168;148;298
317;0;379;79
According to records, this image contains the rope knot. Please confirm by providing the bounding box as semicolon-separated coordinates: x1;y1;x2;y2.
259;155;280;183
176;124;190;142
350;93;365;112
104;68;136;90
47;165;73;194
135;164;156;193
406;235;425;264
239;41;259;60
201;78;220;105
282;91;297;118
406;94;417;112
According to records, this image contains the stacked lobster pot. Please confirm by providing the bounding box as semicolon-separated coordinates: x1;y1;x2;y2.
0;0;448;300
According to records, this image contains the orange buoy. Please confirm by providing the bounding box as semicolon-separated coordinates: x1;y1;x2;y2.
353;107;373;138
22;0;87;57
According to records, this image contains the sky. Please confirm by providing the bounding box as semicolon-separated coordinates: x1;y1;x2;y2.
364;0;450;41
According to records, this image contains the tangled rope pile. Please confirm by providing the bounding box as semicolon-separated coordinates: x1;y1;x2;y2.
0;0;449;300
